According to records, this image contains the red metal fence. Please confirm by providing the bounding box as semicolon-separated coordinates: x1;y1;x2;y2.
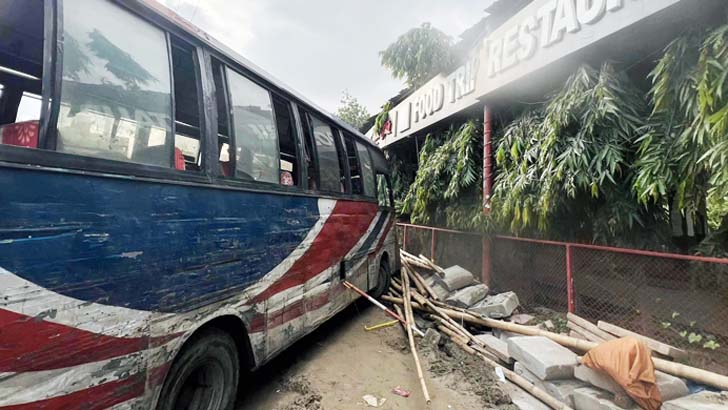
398;223;728;373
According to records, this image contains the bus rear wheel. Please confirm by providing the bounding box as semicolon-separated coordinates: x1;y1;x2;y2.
369;257;391;298
157;328;239;410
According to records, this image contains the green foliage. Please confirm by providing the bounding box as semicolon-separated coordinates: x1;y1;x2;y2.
634;24;728;230
399;121;485;230
380;23;455;88
335;91;370;131
374;102;392;136
493;63;650;241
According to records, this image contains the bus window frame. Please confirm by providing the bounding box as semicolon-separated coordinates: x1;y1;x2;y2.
0;0;380;204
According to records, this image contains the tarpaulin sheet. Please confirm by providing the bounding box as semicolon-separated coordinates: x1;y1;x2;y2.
582;337;661;410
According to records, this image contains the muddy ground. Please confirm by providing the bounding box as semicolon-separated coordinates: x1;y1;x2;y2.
236;303;540;410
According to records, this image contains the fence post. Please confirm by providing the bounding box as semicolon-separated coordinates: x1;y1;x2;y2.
566;244;575;313
403;225;408;252
482;236;491;287
431;229;437;263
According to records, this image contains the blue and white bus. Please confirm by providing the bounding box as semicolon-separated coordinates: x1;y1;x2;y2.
0;1;397;408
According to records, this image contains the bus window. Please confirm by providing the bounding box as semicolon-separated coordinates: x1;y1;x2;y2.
343;136;363;195
226;68;279;184
0;0;43;149
356;142;376;197
212;60;233;177
172;40;202;172
57;0;174;167
298;109;318;190
309;115;344;193
273;97;299;186
376;174;392;208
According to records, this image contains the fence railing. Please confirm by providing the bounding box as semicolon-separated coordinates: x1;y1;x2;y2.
398;222;728;373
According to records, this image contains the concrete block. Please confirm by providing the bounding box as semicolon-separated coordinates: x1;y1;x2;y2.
494;328;523;342
573;387;640;410
574;365;688;402
655;371;689;402
474;333;512;364
439;265;476;291
421;274;450;300
663;391;728;410
445;284;489;308
542;379;589;408
507;336;578;380
471;291;520;318
514;363;587;407
513;361;540;384
574;365;624;395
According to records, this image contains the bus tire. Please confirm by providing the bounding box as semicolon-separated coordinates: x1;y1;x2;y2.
157;328;239;410
369;257;391;298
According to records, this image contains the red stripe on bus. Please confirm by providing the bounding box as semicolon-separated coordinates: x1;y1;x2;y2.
251;201;378;304
0;308;179;372
248;282;351;333
0;374;145;410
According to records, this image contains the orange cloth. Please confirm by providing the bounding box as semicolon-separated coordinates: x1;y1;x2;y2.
582;337;662;410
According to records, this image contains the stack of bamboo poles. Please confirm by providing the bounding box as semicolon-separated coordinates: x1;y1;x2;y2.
384;250;728;410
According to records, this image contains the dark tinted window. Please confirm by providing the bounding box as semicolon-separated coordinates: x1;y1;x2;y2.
343;135;363;195
0;0;43;150
212;60;233;177
172;41;202;172
310;115;343;193
273;97;298;186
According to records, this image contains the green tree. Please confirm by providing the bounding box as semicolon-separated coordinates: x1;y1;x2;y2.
380;23;455;88
335;91;370;131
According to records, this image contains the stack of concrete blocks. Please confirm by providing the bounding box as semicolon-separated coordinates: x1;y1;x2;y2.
507;336;587;408
423;265;520;318
499;334;702;410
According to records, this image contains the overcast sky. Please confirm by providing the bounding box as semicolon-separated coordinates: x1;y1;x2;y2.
160;0;486;116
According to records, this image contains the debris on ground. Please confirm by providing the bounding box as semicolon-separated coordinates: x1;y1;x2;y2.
276;376;323;410
367;249;728;410
391;386;411;398
361;394;385;407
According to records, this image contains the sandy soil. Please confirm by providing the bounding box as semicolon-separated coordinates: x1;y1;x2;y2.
235;303;516;410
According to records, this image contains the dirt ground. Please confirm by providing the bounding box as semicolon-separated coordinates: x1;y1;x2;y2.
236;303;532;410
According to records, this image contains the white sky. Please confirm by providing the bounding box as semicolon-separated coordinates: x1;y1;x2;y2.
160;0;486;115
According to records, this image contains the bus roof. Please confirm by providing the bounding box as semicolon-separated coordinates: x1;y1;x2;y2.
136;0;382;153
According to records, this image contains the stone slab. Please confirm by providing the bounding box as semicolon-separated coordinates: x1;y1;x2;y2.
574;365;688;402
514;363;587;407
470;291;520;318
446;284;489;308
543;379;589;408
439;265;476;291
421;273;450;300
507;336;578;380
494;329;524;342
663;391;728;410
474;333;512;364
574;365;624;395
655;371;689;402
573;387;640;410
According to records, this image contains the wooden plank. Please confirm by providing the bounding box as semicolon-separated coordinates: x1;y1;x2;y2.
567;313;616;341
567;321;605;343
597;320;687;359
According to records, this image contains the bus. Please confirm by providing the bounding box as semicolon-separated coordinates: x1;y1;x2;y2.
0;1;398;408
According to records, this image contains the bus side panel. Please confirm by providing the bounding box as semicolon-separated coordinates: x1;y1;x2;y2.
0;166;321;409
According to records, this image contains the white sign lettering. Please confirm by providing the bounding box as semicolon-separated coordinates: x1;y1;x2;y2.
487;0;625;77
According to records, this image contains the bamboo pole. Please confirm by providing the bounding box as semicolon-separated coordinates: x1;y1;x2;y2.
437;326;572;410
407;264;442;301
401;264;431;405
380;295;728;391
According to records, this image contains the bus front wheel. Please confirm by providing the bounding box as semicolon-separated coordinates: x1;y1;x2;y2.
369;257;391;298
157;328;239;410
